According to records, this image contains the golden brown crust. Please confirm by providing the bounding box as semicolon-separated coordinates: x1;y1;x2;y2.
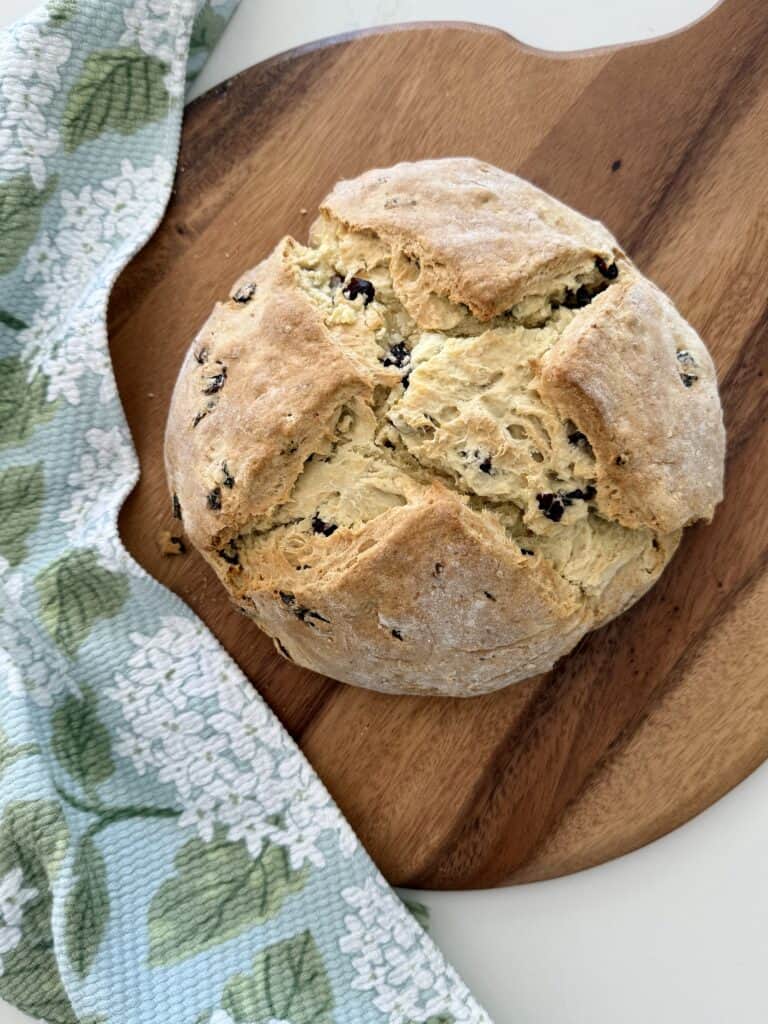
164;239;370;553
237;490;590;696
164;158;725;697
538;267;725;532
316;157;619;321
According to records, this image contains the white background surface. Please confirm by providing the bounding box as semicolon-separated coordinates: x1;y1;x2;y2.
3;2;765;1023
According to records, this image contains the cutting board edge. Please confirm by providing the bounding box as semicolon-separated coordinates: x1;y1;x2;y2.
191;0;729;110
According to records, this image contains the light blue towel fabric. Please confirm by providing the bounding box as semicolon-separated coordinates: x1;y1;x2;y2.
0;2;493;1022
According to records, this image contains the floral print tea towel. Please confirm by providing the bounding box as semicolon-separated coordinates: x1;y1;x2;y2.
0;2;494;1023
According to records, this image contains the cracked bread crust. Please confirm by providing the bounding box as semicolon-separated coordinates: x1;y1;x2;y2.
164;239;371;555
317;157;618;321
165;158;725;697
538;276;723;533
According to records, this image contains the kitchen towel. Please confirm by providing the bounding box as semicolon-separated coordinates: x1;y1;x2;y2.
0;2;492;1022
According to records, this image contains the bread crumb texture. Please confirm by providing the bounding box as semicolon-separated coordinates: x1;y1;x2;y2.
165;158;725;696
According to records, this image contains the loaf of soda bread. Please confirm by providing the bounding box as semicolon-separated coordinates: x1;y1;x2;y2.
165;158;725;696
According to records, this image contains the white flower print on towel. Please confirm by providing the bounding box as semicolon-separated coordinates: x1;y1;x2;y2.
108;616;359;869
0;868;38;977
0;22;71;188
340;875;492;1024
20;156;174;406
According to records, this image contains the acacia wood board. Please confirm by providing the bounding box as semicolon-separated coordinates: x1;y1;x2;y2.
108;0;768;889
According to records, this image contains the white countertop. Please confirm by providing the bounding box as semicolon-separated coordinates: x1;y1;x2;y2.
4;2;765;1023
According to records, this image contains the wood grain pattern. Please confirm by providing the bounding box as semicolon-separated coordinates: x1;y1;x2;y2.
108;0;768;889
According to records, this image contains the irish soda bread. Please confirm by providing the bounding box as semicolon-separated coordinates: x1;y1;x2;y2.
165;158;725;697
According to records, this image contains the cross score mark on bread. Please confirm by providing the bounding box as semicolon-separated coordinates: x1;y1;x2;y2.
164;159;725;697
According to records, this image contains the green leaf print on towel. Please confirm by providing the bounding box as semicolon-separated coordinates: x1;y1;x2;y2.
0;311;28;332
0;731;39;778
36;548;128;656
221;930;334;1024
0;464;44;567
48;0;78;22
0;801;76;1024
0;174;57;277
52;779;177;978
147;830;307;967
189;6;228;63
62;48;170;151
0;357;56;449
402;896;430;933
52;687;115;791
65;835;109;978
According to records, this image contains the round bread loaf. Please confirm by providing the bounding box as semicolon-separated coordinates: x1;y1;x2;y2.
165;158;725;697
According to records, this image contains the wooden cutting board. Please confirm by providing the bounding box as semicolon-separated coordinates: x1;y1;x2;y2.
108;0;768;889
